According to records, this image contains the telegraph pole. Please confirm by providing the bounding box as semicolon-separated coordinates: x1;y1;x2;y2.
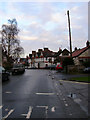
67;10;72;57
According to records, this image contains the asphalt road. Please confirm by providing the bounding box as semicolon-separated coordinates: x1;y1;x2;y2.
1;69;88;119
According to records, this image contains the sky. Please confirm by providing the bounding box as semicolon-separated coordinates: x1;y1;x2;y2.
0;1;88;57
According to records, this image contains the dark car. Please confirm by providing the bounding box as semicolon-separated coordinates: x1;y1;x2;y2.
83;67;90;73
44;64;56;70
49;64;56;70
12;64;25;75
30;66;37;69
0;66;10;82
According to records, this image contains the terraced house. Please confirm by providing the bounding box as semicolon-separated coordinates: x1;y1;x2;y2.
28;48;71;68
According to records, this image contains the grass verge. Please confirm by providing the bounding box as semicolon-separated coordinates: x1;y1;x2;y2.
70;76;90;83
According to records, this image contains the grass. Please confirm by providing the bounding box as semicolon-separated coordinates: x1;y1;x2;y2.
70;76;90;83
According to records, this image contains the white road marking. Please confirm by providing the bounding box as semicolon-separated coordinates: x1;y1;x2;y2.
59;80;89;84
36;106;48;108
45;106;48;118
36;93;55;95
5;108;8;111
0;105;3;109
21;106;33;119
26;106;33;119
21;114;27;116
69;113;72;116
51;107;55;112
74;98;81;103
3;109;14;118
64;101;66;103
63;98;66;101
36;105;48;118
65;104;68;107
5;91;12;94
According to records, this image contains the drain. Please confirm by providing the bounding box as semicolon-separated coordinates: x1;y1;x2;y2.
67;93;76;98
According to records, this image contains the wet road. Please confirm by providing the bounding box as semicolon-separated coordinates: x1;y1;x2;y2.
2;69;88;119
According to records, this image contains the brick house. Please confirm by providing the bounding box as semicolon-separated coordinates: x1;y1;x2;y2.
72;41;90;65
58;48;70;63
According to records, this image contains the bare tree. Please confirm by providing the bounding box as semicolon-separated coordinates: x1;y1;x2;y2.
12;46;24;59
1;18;24;60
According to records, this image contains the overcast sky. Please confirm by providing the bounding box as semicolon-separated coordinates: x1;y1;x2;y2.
0;1;88;57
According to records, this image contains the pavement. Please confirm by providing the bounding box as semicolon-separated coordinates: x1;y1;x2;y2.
0;69;89;119
49;70;89;117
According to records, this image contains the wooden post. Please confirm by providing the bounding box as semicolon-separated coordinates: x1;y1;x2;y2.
67;10;72;57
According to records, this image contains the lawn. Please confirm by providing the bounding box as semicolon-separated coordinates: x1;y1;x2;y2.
70;76;90;82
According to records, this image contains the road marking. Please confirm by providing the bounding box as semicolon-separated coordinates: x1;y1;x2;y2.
63;98;66;101
3;109;14;119
21;114;27;116
51;107;55;112
64;101;66;103
36;93;55;95
0;105;3;109
69;113;72;116
5;91;12;94
21;106;33;119
74;98;81;103
59;80;90;84
36;106;48;108
65;104;68;106
5;108;8;111
26;106;33;119
36;106;48;118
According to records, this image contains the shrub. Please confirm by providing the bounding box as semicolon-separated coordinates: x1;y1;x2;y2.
62;57;74;67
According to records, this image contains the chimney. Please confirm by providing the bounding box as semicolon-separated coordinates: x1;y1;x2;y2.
38;49;42;52
44;48;48;51
74;47;77;51
86;41;90;47
32;51;36;55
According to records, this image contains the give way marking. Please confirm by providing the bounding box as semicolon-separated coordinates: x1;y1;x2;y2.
21;106;33;119
3;109;15;119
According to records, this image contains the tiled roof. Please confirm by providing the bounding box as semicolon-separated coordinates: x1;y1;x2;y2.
43;49;55;57
72;46;90;57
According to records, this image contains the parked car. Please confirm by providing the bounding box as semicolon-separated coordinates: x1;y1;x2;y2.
56;64;63;71
0;66;10;82
12;63;25;75
30;66;37;69
83;67;90;73
44;64;56;70
49;64;56;70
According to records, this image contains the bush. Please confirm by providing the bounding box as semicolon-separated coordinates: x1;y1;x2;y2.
62;57;74;67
